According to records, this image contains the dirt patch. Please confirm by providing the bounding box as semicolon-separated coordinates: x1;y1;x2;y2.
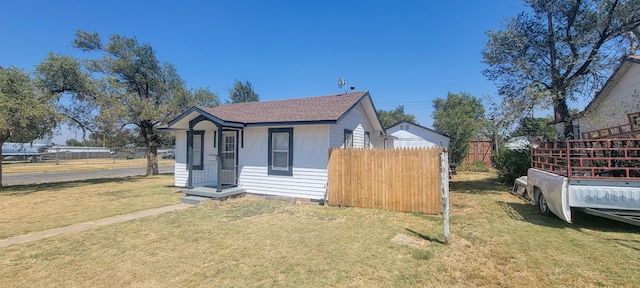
391;233;430;249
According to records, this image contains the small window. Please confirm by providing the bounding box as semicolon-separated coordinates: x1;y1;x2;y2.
189;130;204;170
268;128;293;176
344;129;353;148
364;131;371;148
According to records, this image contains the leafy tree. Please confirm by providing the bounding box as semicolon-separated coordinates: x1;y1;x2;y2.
0;66;58;188
377;105;418;128
193;87;220;108
432;92;485;165
87;127;137;148
511;116;557;141
37;30;219;175
483;0;640;139
65;139;84;146
228;80;259;103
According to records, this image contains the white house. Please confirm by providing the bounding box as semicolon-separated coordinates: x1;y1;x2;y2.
164;91;389;201
386;120;450;148
571;55;640;139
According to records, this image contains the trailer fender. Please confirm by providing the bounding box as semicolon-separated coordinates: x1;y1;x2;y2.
527;169;572;223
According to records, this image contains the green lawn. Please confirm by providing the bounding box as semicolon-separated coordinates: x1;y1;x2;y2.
0;172;638;287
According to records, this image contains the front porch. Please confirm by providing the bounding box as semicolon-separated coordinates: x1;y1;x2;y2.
180;186;247;204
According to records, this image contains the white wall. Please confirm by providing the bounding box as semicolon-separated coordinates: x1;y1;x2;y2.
329;102;384;148
174;120;219;188
175;130;188;187
387;124;450;148
238;125;330;199
577;64;640;134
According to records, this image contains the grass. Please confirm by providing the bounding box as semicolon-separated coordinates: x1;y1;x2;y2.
0;171;639;287
1;158;175;174
0;175;181;239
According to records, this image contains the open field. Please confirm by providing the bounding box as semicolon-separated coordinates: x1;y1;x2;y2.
0;175;181;239
1;158;175;174
1;172;639;287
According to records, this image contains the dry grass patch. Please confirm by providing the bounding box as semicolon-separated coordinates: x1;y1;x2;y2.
2;158;174;174
0;175;181;239
0;172;639;287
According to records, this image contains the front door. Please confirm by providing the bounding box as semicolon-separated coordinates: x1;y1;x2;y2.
220;132;237;186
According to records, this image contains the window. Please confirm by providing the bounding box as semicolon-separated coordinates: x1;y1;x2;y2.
268;128;293;176
344;129;353;148
364;131;371;148
189;130;204;170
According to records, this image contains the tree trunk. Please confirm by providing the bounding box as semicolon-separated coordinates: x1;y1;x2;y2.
0;142;3;189
147;142;158;176
140;120;159;176
0;132;9;189
552;90;574;139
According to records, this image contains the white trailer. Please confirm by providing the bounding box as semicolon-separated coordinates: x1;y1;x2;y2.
511;138;640;226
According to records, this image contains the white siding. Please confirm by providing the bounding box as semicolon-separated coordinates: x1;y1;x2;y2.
175;130;188;187
173;121;219;187
238;125;330;199
329;102;384;148
577;64;640;133
387;124;450;148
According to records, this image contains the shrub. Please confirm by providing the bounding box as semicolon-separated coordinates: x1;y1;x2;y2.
492;148;530;184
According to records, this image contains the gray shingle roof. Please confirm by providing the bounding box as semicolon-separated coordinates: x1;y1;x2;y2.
199;91;368;124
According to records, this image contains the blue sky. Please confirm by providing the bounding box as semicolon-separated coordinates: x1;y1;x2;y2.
2;0;534;144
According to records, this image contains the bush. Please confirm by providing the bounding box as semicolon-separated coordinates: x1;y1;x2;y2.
492;148;530;184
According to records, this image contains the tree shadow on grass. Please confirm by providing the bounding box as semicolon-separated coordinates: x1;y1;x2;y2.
0;176;147;196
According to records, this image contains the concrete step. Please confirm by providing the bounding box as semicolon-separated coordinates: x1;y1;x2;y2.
183;187;246;198
181;196;213;205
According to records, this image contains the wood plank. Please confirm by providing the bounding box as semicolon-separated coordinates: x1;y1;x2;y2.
326;147;442;214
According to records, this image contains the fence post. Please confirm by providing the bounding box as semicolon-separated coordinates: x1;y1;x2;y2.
440;147;450;245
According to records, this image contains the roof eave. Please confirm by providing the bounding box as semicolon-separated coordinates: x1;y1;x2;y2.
167;106;245;129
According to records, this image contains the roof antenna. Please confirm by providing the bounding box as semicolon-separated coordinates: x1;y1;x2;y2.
338;77;347;93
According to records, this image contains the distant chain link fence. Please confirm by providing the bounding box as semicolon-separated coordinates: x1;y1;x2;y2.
41;147;153;161
3;147;176;164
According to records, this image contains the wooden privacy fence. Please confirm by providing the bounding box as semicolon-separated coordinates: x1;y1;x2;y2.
327;147;442;214
463;141;492;168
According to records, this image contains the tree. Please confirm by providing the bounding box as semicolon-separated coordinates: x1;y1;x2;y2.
0;66;58;188
377;105;418;128
483;0;640;139
511;116;557;141
228;80;259;103
37;30;219;175
65;139;84;146
432;92;485;165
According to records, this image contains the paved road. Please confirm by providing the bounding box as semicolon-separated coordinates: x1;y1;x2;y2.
2;165;174;186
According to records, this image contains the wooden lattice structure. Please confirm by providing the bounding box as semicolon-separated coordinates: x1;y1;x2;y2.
532;139;640;179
